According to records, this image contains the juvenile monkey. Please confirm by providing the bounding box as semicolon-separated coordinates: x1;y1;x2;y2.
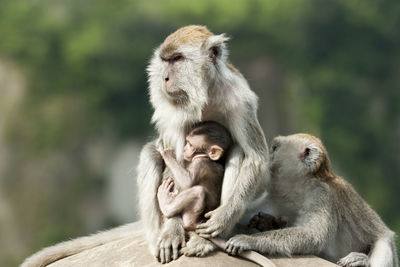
157;121;232;231
226;134;398;267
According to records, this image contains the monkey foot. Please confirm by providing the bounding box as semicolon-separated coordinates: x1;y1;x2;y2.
181;233;216;257
337;252;369;267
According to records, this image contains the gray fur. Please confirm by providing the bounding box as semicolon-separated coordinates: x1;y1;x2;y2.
226;134;398;267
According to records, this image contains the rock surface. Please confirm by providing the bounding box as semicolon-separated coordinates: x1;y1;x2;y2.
43;222;337;267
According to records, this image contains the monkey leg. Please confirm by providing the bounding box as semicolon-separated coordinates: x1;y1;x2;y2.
181;232;217;257
337;252;369;267
160;185;206;230
137;141;185;263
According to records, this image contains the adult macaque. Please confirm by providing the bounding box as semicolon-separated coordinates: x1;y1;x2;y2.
138;25;269;263
157;121;232;231
21;25;269;266
225;134;398;267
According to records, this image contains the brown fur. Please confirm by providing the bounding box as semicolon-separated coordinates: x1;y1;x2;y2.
160;25;213;56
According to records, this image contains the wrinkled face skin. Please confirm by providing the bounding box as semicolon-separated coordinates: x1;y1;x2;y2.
183;134;207;161
150;30;215;107
269;134;323;178
158;50;196;105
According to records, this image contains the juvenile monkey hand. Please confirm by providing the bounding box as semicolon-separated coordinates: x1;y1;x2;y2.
160;149;176;159
196;205;232;238
248;212;287;231
225;234;255;256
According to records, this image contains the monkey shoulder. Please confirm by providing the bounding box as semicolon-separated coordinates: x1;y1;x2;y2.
328;176;390;231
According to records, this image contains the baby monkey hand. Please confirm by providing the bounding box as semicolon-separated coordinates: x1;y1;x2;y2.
155;141;175;159
248;212;287;232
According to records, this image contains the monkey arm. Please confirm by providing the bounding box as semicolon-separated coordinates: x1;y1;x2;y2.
161;151;195;189
137;141;185;263
226;194;335;256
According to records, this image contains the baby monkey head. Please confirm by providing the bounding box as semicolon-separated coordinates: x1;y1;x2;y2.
184;121;232;162
270;133;333;180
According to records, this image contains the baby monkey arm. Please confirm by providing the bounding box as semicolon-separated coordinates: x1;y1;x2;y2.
159;149;195;189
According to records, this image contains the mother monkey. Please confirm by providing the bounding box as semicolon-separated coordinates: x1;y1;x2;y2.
138;25;269;263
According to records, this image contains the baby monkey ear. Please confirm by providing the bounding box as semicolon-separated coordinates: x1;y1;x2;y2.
209;145;223;161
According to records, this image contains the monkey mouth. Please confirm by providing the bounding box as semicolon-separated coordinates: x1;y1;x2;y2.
166;89;189;105
270;163;280;176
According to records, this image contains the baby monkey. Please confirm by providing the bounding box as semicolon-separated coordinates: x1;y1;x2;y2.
157;121;232;231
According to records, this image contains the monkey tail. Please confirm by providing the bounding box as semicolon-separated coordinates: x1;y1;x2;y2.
21;222;139;267
209;238;276;267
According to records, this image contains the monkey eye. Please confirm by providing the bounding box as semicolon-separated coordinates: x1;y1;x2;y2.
212;46;219;57
172;55;183;62
304;147;311;157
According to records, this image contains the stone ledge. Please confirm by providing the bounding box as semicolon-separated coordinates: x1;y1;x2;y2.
38;222;337;266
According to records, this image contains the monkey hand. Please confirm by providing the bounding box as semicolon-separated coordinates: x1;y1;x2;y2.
156;220;186;264
337;252;370;267
160;149;176;159
225;234;255;256
196;206;232;238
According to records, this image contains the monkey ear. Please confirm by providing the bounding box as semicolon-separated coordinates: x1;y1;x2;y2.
303;147;311;158
209;145;223;161
204;34;230;62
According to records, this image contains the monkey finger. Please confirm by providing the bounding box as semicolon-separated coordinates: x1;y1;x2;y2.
203;210;215;219
159;247;165;264
172;239;180;260
161;179;168;189
225;243;232;255
155;246;161;262
196;227;214;236
195;222;209;230
210;230;221;238
166;181;174;192
198;234;211;239
231;245;239;255
164;246;171;263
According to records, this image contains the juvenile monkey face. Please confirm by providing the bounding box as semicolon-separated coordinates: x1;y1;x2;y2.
183;134;207;161
270;134;324;178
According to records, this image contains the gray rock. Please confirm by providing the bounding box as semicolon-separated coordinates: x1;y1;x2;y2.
38;222;337;267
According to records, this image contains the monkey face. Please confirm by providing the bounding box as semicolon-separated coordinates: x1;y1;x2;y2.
270;134;325;178
147;26;230;109
183;134;207;161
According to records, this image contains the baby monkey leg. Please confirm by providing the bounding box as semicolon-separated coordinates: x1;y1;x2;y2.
157;178;206;231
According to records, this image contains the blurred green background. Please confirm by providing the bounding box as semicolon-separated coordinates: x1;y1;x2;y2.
0;0;399;265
